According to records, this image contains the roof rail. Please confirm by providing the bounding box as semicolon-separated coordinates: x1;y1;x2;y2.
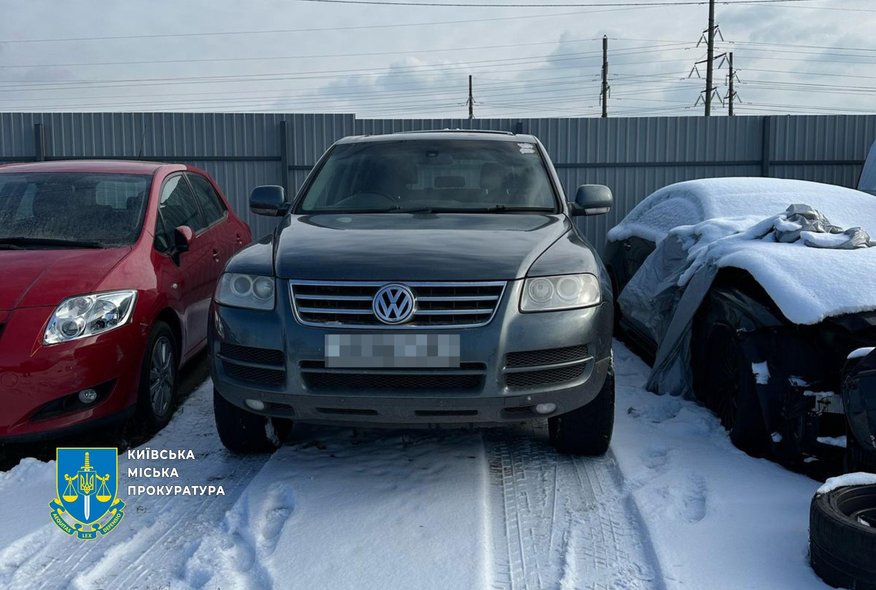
391;129;515;136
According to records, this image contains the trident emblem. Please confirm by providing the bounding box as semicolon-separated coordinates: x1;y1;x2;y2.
61;452;111;521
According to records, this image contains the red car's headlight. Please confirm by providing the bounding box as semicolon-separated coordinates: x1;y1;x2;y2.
43;290;137;345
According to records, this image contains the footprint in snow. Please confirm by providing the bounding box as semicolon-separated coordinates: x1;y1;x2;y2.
259;482;296;549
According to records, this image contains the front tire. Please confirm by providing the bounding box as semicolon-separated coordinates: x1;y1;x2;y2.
213;388;291;454
135;321;178;434
692;315;769;457
549;360;615;455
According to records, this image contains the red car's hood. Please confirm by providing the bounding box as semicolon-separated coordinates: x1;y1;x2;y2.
0;247;131;310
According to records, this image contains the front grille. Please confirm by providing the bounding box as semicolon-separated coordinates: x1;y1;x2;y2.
222;362;286;386
505;345;589;369
220;343;285;366
290;280;505;328
505;364;588;389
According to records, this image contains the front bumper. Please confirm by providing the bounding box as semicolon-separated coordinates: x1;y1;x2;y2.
210;279;613;426
0;306;145;439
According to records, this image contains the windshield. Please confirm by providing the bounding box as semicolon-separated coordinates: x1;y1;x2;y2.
297;139;560;214
0;172;152;248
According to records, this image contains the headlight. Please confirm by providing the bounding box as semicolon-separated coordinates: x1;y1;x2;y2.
520;274;601;312
215;273;275;310
44;290;137;344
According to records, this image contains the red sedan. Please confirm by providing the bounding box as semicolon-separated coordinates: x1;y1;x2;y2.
0;160;251;440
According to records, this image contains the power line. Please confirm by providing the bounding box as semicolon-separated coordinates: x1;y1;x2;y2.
0;7;656;45
0;44;695;90
0;40;689;70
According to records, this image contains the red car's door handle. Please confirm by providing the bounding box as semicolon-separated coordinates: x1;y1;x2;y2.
235;233;244;245
212;248;221;262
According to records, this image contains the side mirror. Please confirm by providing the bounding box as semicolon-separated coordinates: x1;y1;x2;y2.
171;225;193;265
250;185;287;217
569;184;613;216
174;225;193;252
168;225;195;266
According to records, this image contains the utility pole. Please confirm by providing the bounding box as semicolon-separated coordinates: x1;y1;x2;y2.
601;35;609;118
704;0;715;116
690;0;725;115
467;75;474;120
727;52;736;116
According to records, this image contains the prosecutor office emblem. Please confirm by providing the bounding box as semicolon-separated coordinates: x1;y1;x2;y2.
50;448;125;539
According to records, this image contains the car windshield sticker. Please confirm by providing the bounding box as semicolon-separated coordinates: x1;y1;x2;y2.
518;143;536;155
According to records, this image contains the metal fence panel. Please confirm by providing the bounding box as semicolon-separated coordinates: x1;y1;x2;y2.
2;113;874;248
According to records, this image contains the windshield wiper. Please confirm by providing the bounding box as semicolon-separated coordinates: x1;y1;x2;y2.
470;205;556;213
0;237;105;249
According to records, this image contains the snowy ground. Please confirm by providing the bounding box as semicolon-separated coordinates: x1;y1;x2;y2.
0;342;832;590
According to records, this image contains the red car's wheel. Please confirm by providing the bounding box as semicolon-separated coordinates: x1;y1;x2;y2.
135;321;178;433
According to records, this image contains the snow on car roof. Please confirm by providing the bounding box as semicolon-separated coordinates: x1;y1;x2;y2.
612;178;876;325
607;177;876;244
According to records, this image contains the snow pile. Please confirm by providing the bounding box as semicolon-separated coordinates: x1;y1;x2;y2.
672;211;876;324
817;472;876;495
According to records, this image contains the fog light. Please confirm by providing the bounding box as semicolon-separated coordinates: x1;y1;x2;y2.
245;399;266;411
78;389;99;404
535;403;557;415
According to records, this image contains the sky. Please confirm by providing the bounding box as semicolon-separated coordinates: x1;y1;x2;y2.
0;0;873;118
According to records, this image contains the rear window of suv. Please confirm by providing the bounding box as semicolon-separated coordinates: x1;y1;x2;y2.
297;139;559;214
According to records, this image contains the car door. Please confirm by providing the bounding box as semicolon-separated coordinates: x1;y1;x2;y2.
184;172;245;265
154;173;217;358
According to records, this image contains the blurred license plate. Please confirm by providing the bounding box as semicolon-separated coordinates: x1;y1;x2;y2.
325;334;460;368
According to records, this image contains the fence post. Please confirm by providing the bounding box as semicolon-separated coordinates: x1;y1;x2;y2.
34;123;46;161
279;119;291;195
761;116;771;177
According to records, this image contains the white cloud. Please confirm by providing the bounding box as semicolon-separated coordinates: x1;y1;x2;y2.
0;0;872;117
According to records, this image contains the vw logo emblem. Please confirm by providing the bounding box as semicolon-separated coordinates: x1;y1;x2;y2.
373;284;416;325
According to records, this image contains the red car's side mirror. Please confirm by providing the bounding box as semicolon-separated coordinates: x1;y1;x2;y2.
174;226;194;253
171;226;194;265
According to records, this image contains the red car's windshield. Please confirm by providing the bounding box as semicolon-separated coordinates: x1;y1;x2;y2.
0;172;152;248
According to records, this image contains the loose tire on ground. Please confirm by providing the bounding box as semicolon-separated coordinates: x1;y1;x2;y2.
135;321;179;434
213;387;292;453
810;484;876;590
548;360;615;456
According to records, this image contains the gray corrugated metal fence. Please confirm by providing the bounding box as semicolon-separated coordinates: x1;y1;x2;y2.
2;113;874;250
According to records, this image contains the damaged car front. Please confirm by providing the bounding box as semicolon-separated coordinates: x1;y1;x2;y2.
606;178;876;465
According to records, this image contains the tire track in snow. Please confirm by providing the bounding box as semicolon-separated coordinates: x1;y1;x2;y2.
485;422;666;590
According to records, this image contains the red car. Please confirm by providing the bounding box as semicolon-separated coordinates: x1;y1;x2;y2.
0;160;251;441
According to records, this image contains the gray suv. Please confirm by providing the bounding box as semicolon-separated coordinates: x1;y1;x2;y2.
210;131;615;455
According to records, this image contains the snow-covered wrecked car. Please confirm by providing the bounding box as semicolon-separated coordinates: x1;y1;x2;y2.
605;178;876;465
209;130;616;456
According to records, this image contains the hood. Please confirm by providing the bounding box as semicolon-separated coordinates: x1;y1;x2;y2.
0;247;131;310
274;214;569;281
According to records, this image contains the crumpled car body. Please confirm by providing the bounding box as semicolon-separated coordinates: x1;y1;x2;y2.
605;177;876;464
